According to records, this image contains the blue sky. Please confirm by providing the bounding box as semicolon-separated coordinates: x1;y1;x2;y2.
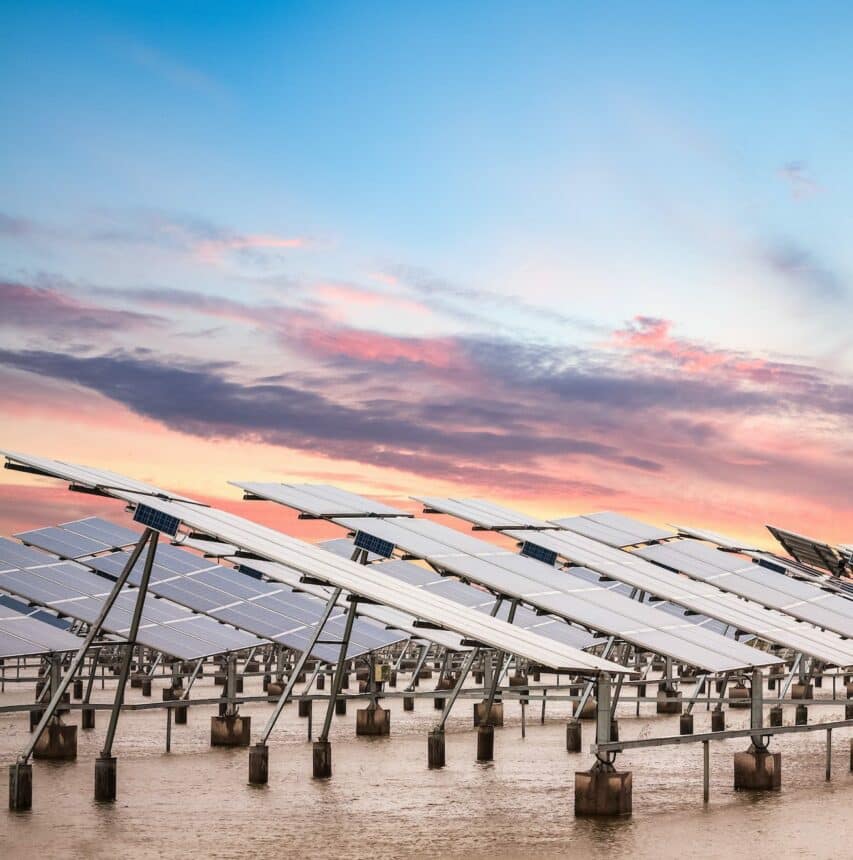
0;3;850;543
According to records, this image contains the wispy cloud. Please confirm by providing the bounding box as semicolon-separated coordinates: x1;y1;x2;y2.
778;161;821;200
762;238;847;303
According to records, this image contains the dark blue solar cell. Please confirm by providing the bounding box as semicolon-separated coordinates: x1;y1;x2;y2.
133;504;180;537
354;530;394;558
520;541;558;567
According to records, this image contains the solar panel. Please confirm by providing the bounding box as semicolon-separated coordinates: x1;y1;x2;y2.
520;541;558;566
58;516;141;547
552;511;676;548
0;537;56;570
353;530;395;558
0;546;262;660
134;504;181;537
233;481;408;518
635;540;853;639
0;600;81;658
767;525;848;575
15;526;110;559
413;496;551;529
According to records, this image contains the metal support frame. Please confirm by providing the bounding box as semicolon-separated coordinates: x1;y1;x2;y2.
578;636;615;714
779;654;802;700
686;674;709;716
258;587;343;745
181;657;204;699
100;529;159;759
482;599;517;724
318;596;359;744
404;644;430;693
18;528;157;765
595;672;615;766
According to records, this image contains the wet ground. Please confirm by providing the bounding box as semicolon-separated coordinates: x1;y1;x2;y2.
1;671;851;858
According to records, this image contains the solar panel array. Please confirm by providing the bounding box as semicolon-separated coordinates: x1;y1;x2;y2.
635;540;853;639
84;539;407;663
404;497;853;667
0;594;82;658
16;516;139;560
0;539;262;660
326;516;778;672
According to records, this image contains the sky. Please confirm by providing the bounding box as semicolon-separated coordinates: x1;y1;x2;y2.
0;3;851;548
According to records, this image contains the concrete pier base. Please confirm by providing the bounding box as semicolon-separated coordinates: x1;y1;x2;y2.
733;746;781;791
711;709;725;732
94;755;117;802
141;678;152;697
566;718;582;752
679;713;693;735
316;673;325;691
267;681;284;699
82;706;96;730
130;674;143;689
473;701;504;727
33;722;78;760
248;743;268;785
403;695;414;711
769;705;783;726
72;678;83;699
730;684;750;709
210;715;251;747
298;698;312;718
845;702;853;720
477;724;494;761
8;762;32;811
174;703;188;724
792;683;813;700
574;696;597;720
29;708;44;731
656;690;683;715
262;674;270;692
509;673;529;705
575;764;632;817
428;728;445;769
356;704;390;736
795;704;808;725
313;740;332;778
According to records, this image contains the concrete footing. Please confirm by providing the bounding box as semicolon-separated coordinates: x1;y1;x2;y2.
267;681;284;699
477;724;494;761
428;728;445;769
656;689;683;715
733;746;781;791
141;678;152;697
298;698;312;718
575;764;632;816
403;695;414;711
313;740;332;778
679;713;693;735
72;678;83;699
473;701;504;727
29;708;44;731
792;683;813;700
566;718;582;752
770;705;783;727
335;697;347;715
356;704;390;736
711;709;726;732
574;696;597;720
845;702;853;720
82;706;96;730
729;684;750;709
162;687;180;701
130;674;143;689
8;762;32;811
795;704;808;725
248;743;268;785
174;703;188;724
94;755;117;802
210;715;251;747
316;673;325;691
33;722;78;760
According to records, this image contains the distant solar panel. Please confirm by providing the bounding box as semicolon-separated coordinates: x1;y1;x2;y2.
134;504;181;537
353;530;395;558
0;599;82;658
15;526;110;559
0;543;262;660
59;516;140;547
520;541;558;566
0;537;55;570
553;511;676;548
767;525;848;575
233;481;409;518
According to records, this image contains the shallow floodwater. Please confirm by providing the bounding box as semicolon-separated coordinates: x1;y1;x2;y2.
1;672;851;859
